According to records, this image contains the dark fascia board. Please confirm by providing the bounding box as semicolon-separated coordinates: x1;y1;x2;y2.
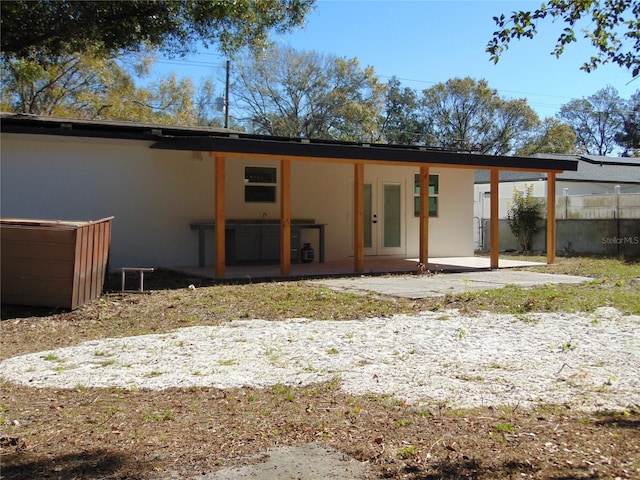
1;113;578;172
559;178;640;185
151;136;579;171
476;177;640;186
0;112;232;140
580;154;640;167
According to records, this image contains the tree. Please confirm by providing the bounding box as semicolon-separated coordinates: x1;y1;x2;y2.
419;77;539;155
0;48;130;116
557;86;624;155
378;77;427;144
516;118;578;156
616;91;640;156
487;0;640;77
194;79;223;127
231;45;385;140
507;184;541;253
0;50;225;126
1;0;313;60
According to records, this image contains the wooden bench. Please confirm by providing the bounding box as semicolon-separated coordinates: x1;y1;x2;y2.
120;267;154;292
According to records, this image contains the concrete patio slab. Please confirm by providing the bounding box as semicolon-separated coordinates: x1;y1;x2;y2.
172;256;547;282
311;270;592;299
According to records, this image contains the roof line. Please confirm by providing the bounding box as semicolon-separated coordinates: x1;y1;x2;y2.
579;155;640;167
1;112;578;172
150;136;577;171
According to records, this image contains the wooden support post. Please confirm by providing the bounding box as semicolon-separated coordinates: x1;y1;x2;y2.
419;166;430;266
280;159;291;276
354;163;365;273
546;171;556;264
490;169;500;270
214;154;226;278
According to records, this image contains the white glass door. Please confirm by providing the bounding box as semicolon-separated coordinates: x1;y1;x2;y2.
378;179;404;255
357;178;405;256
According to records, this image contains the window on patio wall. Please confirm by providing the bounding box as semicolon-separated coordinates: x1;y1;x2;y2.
244;166;277;203
413;173;438;217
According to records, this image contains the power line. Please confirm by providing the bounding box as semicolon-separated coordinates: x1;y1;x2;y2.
148;58;636;117
155;59;227;68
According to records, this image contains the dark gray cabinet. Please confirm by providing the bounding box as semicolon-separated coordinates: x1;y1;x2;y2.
260;224;280;262
192;221;320;267
233;225;260;262
228;224;300;264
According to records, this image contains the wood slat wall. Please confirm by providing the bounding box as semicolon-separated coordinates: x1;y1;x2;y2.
1;217;113;309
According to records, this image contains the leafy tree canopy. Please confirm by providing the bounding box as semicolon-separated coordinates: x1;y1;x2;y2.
557;85;625;155
0;50;227;127
419;77;539;155
487;0;640;77
1;0;314;60
379;77;427;145
616;90;640;155
231;45;384;141
515;118;578;156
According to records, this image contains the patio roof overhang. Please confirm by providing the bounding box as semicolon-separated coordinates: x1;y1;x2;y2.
0;112;578;173
150;134;579;173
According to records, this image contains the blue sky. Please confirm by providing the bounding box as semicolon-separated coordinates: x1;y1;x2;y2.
153;0;638;119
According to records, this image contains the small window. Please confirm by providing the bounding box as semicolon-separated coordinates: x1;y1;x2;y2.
413;174;438;217
244;166;277;203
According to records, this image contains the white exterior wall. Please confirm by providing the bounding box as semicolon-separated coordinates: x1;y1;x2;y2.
396;167;475;258
1;134;215;268
215;160;474;260
1;133;475;268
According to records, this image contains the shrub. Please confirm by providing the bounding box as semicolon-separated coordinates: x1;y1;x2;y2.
507;184;541;253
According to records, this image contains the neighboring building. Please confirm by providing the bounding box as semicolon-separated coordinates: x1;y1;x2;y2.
1;114;577;275
474;154;640;218
473;154;640;254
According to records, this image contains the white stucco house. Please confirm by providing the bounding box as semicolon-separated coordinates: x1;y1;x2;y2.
1;113;577;277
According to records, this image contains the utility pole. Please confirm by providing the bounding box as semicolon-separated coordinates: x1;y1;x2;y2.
224;60;230;129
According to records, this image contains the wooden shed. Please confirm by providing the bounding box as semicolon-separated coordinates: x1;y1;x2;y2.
1;217;113;309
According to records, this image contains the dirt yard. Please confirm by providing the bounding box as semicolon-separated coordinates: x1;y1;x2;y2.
1;267;639;479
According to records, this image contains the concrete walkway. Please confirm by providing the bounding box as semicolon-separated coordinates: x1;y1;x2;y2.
312;269;592;299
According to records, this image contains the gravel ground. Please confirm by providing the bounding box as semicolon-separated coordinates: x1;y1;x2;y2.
2;306;638;412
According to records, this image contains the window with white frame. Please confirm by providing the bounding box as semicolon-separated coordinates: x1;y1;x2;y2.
413;173;438;217
244;166;277;203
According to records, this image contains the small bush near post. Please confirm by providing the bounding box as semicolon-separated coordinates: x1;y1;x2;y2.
507;184;541;253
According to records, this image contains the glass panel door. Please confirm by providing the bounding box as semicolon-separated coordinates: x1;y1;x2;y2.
383;183;401;248
351;178;405;256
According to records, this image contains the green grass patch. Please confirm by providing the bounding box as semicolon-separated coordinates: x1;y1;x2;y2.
493;422;516;433
217;359;236;366
142;409;175;422
397;445;418;458
452;277;640;315
517;256;639;280
394;419;413;427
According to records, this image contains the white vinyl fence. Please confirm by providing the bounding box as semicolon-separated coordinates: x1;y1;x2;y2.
474;192;640;258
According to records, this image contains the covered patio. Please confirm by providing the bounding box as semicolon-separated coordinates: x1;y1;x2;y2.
152;134;578;279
